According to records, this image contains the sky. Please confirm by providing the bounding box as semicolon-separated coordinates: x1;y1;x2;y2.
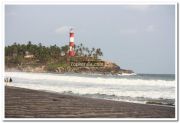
5;5;175;74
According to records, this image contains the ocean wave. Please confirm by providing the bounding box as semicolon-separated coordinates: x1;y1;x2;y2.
5;72;175;104
5;72;175;87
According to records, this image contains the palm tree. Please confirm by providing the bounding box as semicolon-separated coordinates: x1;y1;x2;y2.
95;48;103;59
38;43;42;47
61;45;69;54
88;49;91;57
75;49;79;56
79;48;82;56
90;47;95;58
82;46;85;56
80;43;83;47
12;42;18;57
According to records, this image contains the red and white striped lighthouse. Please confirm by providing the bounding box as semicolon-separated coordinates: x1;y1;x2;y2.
69;28;75;57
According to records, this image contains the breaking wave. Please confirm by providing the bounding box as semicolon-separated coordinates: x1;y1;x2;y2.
5;72;175;105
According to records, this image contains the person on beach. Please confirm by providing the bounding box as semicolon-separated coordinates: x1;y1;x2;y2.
9;77;12;82
5;77;12;86
4;78;8;83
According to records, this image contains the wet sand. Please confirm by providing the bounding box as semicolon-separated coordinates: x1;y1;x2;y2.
5;86;175;118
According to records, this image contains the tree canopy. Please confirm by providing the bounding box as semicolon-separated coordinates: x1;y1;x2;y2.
5;41;103;65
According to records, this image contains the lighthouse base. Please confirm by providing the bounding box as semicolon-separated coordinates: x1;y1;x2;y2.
69;51;75;57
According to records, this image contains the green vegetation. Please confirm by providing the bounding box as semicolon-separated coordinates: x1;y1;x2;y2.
5;41;103;69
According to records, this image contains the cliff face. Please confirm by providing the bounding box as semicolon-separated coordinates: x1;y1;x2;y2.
6;61;134;75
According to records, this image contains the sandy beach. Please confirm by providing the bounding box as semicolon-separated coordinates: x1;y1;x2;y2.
5;86;175;118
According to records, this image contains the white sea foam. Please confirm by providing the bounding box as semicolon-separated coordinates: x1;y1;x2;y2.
5;72;175;103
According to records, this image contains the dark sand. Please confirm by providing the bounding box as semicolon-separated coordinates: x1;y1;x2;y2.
5;86;175;118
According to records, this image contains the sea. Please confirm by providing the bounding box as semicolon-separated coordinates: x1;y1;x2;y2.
5;72;176;106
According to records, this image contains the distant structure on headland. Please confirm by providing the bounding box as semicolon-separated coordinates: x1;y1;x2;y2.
24;51;34;59
69;28;75;57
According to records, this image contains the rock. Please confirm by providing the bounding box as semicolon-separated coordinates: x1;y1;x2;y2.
6;60;134;75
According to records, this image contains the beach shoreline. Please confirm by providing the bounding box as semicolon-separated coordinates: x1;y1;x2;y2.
5;86;175;118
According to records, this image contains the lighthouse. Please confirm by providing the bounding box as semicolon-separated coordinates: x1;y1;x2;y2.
69;28;75;57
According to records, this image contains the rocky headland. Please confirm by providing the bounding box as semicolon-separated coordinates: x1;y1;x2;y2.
5;42;134;75
5;60;134;75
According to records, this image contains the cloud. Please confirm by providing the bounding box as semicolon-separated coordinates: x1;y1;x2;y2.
55;26;74;34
